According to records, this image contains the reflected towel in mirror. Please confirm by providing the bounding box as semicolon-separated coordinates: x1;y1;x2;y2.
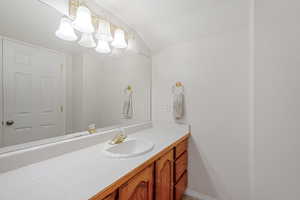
123;88;133;118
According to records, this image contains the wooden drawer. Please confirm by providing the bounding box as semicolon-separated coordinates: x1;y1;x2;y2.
175;139;188;159
175;172;187;200
175;151;188;183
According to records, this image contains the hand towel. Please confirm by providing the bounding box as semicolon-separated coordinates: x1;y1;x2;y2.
172;85;184;119
123;88;133;119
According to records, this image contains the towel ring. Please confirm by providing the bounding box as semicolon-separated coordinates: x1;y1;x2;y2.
124;85;133;93
176;82;182;87
172;82;184;94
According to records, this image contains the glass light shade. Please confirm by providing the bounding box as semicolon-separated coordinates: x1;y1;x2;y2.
78;33;96;48
55;17;77;41
111;29;127;49
95;19;113;42
95;39;111;54
72;6;95;33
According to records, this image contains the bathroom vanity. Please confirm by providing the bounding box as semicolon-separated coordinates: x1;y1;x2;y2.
0;124;190;200
91;134;189;200
0;1;190;200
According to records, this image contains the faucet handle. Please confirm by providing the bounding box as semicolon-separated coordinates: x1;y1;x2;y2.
120;128;126;135
110;132;127;145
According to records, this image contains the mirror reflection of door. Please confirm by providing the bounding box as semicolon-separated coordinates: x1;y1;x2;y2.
2;39;64;147
0;38;2;147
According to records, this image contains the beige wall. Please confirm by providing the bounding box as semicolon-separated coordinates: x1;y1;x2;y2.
152;26;251;200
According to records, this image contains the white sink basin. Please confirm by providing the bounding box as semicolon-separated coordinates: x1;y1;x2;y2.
103;138;154;158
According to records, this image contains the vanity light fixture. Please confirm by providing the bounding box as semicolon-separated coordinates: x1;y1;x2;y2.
111;29;128;49
72;6;95;33
55;0;130;53
95;19;113;42
78;33;96;48
55;17;78;41
95;39;111;54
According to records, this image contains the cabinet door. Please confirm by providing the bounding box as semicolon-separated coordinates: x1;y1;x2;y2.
175;172;187;200
155;150;174;200
90;191;116;200
119;164;154;200
102;192;116;200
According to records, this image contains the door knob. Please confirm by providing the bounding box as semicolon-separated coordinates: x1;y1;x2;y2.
6;120;14;126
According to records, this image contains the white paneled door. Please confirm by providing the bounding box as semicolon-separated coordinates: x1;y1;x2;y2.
0;38;3;147
2;40;64;147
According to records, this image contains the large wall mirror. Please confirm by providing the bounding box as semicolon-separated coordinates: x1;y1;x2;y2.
0;0;151;152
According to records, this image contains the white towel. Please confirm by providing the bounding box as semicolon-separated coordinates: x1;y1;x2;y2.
172;86;184;119
123;89;133;119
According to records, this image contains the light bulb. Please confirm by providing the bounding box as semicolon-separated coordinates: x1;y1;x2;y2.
78;33;96;48
95;19;113;42
72;6;95;33
55;17;77;41
111;29;127;49
95;39;111;54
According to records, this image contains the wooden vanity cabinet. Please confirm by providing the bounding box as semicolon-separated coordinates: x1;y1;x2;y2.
175;152;188;183
119;164;154;200
92;192;117;200
174;139;188;200
155;138;188;200
175;172;187;200
175;139;188;159
102;192;117;200
90;135;190;200
155;150;174;200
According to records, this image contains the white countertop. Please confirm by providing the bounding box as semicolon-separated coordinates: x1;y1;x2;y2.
0;124;189;200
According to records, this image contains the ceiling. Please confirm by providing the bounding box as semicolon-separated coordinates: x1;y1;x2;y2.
94;0;249;52
0;0;85;53
0;0;249;54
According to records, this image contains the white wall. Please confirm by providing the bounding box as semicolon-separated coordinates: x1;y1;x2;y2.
82;52;151;129
152;26;250;200
152;1;300;200
253;0;300;199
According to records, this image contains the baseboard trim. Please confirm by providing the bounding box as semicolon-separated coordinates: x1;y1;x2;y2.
185;188;217;200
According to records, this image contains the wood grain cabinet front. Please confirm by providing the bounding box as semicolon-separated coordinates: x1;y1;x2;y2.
119;164;154;200
89;134;190;200
175;172;187;200
175;151;188;183
155;150;174;200
91;192;116;200
103;192;117;200
175;139;188;159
